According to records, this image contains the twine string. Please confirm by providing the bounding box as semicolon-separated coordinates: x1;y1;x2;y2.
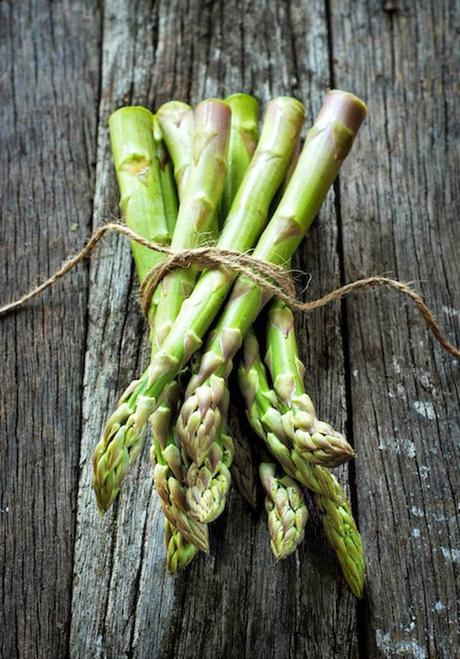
0;222;458;359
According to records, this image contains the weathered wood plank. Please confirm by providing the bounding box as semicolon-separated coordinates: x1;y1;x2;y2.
330;1;460;656
8;1;458;656
70;1;357;657
0;1;101;657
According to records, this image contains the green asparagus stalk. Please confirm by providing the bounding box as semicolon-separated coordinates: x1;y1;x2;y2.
153;116;179;236
220;93;259;219
96;97;304;512
238;331;365;597
178;91;367;482
265;300;354;467
221;103;296;512
156;101;195;199
106;107;170;283
151;104;215;549
149;105;194;452
92;107;172;511
152;94;258;548
153;98;230;346
164;518;199;574
93;100;231;513
182;93;260;523
259;462;309;560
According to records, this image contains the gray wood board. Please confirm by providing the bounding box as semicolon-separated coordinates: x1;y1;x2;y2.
0;1;102;657
330;1;460;656
0;1;458;658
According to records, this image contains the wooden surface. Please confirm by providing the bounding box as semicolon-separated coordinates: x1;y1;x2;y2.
1;1;458;657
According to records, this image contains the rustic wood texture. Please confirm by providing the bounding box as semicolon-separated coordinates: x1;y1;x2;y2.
0;1;458;658
330;2;460;657
0;2;101;658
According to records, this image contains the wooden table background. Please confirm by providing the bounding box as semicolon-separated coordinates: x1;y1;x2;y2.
1;1;459;657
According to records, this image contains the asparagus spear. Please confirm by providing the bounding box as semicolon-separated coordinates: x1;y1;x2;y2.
155;101;232;552
95;107;203;561
238;331;365;597
154;99;255;548
151;105;216;549
96;96;305;513
93;100;231;513
222;108;298;513
178;91;367;483
156;99;260;546
182;93;260;523
265;300;354;467
150;109;197;552
92;107;172;511
151;384;209;551
153;99;230;346
259;462;309;560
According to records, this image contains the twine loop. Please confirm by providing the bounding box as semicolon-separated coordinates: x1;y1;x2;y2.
0;222;458;359
139;243;296;317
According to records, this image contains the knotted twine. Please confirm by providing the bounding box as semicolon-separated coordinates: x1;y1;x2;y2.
0;221;458;359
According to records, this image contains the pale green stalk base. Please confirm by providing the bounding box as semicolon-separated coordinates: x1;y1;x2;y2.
220;93;259;220
156;101;195;199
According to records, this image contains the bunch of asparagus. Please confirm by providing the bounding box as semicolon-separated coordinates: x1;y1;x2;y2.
93;90;367;596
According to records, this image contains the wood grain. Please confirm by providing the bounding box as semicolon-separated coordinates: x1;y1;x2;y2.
0;1;101;657
1;0;459;657
330;1;460;657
